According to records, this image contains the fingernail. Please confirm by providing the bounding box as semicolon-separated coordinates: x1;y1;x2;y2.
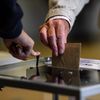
32;51;40;56
59;49;64;55
52;51;58;56
37;52;41;55
55;51;58;56
35;52;40;56
51;47;58;56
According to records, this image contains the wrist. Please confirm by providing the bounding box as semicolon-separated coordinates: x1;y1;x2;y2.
46;16;71;31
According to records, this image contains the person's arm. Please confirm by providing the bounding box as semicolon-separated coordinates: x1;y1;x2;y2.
39;0;89;56
0;0;23;38
46;0;89;28
0;0;40;60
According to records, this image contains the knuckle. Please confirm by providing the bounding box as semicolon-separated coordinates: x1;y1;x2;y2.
47;20;54;26
57;20;63;25
39;28;45;34
28;43;34;49
39;25;48;32
48;31;54;37
47;35;53;40
57;34;63;39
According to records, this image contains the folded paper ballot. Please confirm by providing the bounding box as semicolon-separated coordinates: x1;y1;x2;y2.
52;43;81;70
52;43;100;70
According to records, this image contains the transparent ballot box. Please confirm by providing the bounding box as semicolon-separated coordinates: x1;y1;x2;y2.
0;57;100;100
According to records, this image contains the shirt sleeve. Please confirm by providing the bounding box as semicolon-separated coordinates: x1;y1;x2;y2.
46;0;89;29
0;0;23;39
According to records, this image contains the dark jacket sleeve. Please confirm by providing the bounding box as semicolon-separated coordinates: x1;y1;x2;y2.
0;0;23;39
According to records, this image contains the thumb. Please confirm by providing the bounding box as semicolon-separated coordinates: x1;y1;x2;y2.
31;50;40;57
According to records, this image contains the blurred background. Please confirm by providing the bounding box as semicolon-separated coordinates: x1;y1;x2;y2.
0;0;100;58
68;0;100;43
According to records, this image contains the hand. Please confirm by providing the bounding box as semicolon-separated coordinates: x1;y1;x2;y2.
39;19;70;56
3;30;40;60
